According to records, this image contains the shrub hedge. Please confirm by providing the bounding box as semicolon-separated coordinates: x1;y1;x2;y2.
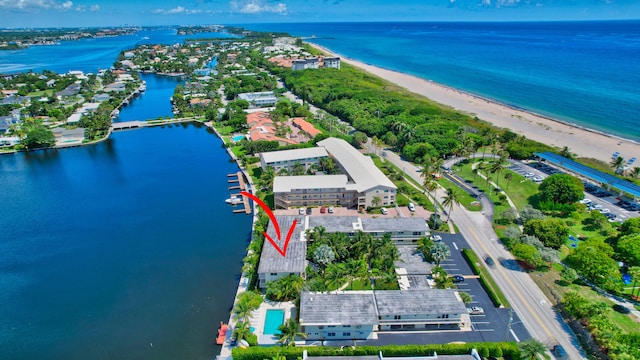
461;248;508;308
232;342;520;360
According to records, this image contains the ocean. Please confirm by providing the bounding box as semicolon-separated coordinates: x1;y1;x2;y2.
245;21;640;142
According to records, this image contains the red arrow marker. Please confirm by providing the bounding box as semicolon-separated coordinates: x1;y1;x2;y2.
240;191;298;257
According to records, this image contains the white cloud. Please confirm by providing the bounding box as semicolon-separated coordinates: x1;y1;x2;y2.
0;0;98;12
230;1;288;15
151;6;203;15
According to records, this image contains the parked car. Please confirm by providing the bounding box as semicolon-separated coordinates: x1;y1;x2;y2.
380;207;388;215
430;234;443;242
408;202;416;212
612;304;631;314
451;275;465;283
320;206;326;214
485;256;496;267
552;344;568;359
306;207;313;215
327;206;334;214
299;208;305;215
467;306;484;315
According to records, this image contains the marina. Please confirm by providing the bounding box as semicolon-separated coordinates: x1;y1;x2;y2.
227;172;252;214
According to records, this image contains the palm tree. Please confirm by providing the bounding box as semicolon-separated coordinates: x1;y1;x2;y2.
442;188;460;223
632;167;640;179
233;298;255;324
345;258;368;289
371;195;382;208
426;181;439;212
233;321;253;344
504;172;514;190
430;242;451;266
489;159;506;187
325;263;347;291
277;318;306;347
518;338;548;360
560;146;573;159
611;156;625;173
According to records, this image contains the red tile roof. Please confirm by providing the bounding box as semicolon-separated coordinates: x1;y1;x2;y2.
291;117;321;138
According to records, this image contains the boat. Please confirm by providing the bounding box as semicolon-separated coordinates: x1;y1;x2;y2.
225;195;243;205
216;321;228;345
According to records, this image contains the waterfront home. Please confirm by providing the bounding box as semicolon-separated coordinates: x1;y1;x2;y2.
238;91;277;108
257;216;307;289
300;289;468;340
52;127;85;145
0;135;20;147
292;58;319;71
299;291;378;341
259;147;328;173
307;216;429;244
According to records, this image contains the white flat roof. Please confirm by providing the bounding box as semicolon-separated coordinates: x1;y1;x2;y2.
260;147;328;164
273;175;351;193
317;137;396;192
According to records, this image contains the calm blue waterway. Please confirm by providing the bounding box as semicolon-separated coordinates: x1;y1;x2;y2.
0;125;252;359
0;28;235;74
245;21;640;142
115;73;182;122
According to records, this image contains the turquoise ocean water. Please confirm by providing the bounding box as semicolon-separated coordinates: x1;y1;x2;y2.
246;21;640;142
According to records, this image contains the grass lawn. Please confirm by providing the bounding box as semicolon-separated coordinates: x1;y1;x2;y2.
349;278;373;290
27;90;54;97
454;162;510;217
216;125;235;136
531;265;640;334
231;145;246;158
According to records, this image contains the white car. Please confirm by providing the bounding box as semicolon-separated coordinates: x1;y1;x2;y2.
467;306;485;315
299;208;305;215
408;203;416;212
579;198;592;204
430;234;442;242
380;207;388;215
600;208;611;214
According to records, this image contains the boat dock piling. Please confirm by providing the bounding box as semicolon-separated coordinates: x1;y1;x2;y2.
227;172;251;215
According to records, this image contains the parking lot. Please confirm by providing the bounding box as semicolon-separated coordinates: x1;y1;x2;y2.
360;232;530;346
509;160;639;222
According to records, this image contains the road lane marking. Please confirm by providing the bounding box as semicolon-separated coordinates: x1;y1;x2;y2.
464;224;556;340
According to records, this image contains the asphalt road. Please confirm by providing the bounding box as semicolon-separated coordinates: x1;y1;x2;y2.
373;145;587;359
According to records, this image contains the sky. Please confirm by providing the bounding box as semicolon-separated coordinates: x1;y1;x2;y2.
1;0;639;28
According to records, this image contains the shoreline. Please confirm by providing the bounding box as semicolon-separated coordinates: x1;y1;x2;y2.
307;42;640;165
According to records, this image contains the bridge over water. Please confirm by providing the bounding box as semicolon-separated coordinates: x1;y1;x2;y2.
110;117;202;131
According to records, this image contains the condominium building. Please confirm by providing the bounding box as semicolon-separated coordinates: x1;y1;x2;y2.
259;147;328;174
237;91;277;108
299;289;468;340
257;216;307;289
307;216;429;244
271;137;397;209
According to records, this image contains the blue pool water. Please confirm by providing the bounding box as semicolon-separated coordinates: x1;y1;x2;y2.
263;310;285;335
232;135;246;142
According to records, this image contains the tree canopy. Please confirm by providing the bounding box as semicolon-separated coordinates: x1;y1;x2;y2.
538;173;584;206
522;218;569;249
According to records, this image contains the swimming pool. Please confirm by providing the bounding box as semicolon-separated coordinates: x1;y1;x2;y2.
263;309;285;335
232;135;245;142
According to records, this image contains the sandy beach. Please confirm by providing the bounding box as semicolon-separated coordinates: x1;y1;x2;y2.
308;43;640;165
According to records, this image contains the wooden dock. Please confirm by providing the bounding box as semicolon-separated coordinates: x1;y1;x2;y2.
228;172;251;214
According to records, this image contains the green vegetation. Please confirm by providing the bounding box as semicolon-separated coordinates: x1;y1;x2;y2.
305;230;399;292
232;342;520;360
462;248;510;307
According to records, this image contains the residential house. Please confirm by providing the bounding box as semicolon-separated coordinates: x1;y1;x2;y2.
257;215;307;289
291;117;321;140
246;111;296;146
324;57;341;69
